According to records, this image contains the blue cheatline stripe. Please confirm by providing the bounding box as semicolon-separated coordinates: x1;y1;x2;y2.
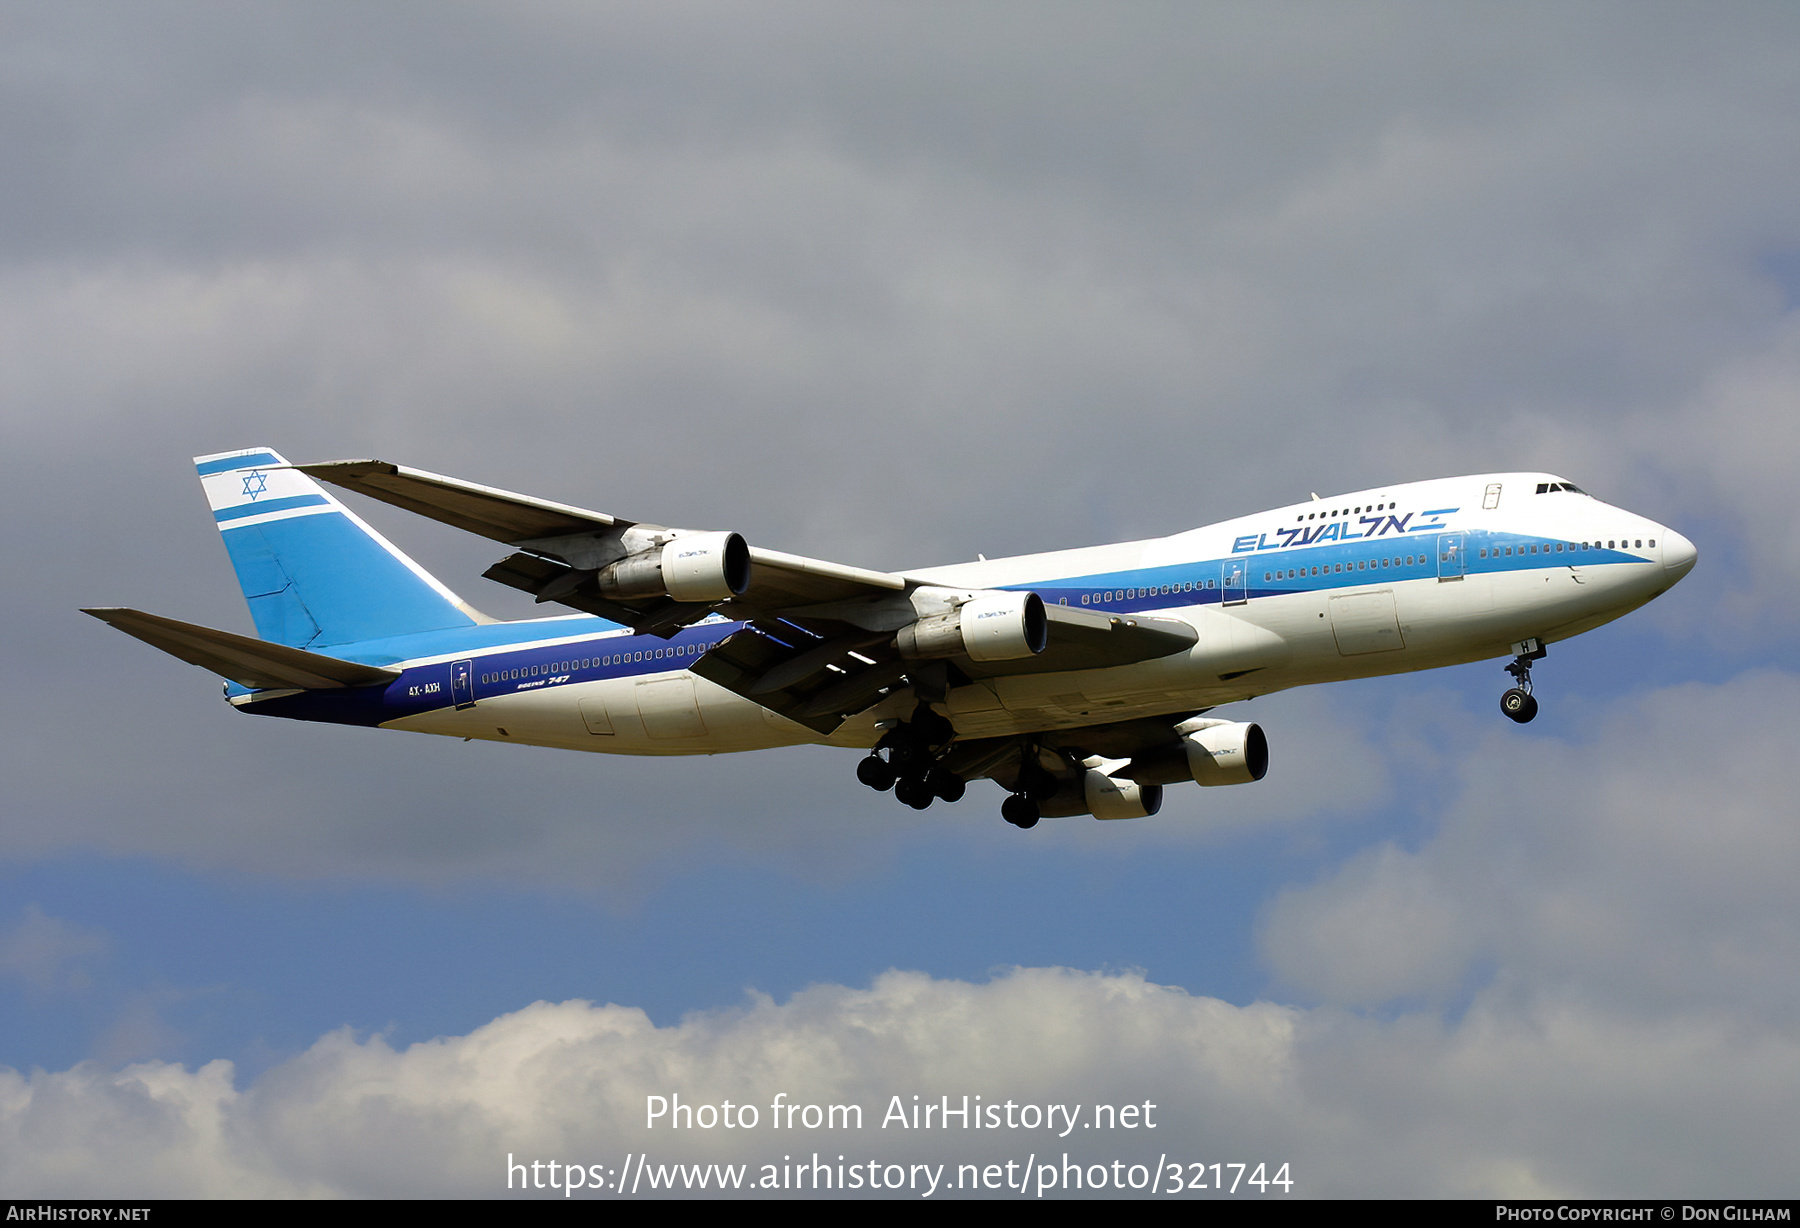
234;621;742;725
214;494;330;522
195;453;282;476
1009;531;1640;616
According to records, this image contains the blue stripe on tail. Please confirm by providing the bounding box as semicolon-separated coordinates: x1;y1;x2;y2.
196;447;480;649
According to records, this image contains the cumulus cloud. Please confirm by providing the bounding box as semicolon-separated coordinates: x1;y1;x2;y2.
3;965;1794;1198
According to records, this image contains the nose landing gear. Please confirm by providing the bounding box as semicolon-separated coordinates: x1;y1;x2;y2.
1501;639;1546;723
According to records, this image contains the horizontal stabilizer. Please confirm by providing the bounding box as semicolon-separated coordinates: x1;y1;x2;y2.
83;608;400;691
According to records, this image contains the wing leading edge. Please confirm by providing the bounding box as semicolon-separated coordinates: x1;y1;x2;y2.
297;459;906;619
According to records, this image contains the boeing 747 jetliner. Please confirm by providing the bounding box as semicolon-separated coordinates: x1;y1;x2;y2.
87;450;1696;828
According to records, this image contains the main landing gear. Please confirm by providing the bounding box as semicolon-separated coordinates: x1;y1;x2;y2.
856;704;966;811
1001;748;1059;829
1500;639;1547;724
855;713;1067;831
1001;794;1039;829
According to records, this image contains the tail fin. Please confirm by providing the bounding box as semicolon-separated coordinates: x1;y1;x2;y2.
197;447;486;649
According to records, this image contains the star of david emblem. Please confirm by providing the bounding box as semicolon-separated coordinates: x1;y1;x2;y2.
242;470;268;501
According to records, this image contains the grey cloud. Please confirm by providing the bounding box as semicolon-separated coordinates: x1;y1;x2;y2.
1262;670;1800;1016
8;2;1798;890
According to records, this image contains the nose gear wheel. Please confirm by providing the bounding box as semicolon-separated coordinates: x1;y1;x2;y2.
1501;641;1547;724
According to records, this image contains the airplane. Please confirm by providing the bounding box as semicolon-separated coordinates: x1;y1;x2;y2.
86;448;1697;829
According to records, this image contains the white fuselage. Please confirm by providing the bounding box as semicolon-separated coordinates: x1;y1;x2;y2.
295;473;1691;755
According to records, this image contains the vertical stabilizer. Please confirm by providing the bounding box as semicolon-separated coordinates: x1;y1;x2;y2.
197;447;483;648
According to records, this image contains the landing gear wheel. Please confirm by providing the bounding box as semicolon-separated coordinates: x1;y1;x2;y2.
1001;794;1039;829
928;769;965;803
893;774;935;809
857;755;896;791
1500;688;1538;723
1501;641;1547;725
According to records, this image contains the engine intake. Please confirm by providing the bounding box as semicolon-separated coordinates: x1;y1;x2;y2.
1181;720;1269;786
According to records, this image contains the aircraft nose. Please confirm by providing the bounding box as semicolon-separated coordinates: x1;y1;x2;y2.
1661;528;1697;582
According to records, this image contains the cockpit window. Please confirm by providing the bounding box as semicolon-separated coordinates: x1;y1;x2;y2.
1535;481;1588;495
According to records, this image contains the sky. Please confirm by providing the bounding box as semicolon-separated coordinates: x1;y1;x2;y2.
3;1;1799;1199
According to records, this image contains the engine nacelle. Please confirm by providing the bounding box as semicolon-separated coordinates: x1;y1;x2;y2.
894;591;1048;662
1084;770;1163;820
1181;720;1269;787
596;531;751;603
1033;768;1163;819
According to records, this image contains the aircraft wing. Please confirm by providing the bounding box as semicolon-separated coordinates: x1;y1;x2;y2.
690;604;1197;734
297;458;1195;733
297;459;907;634
84;608;400;691
295;459;624;540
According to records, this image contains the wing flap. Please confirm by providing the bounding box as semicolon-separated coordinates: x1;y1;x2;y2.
84;608;401;691
692;621;905;734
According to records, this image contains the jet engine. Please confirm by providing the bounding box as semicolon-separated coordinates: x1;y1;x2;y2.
1180;718;1269;786
595;531;751;603
1084;769;1163;820
1031;764;1163;820
894;591;1048;662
